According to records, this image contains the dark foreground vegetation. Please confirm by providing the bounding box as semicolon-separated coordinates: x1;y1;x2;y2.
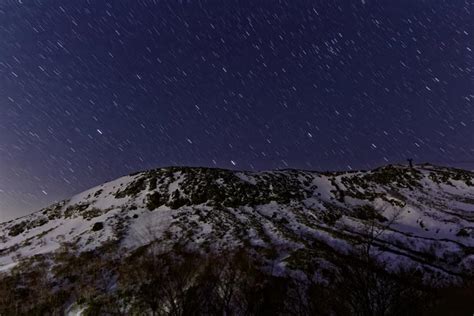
0;240;473;316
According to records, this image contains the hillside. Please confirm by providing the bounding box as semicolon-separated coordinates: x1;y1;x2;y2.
1;163;474;314
2;164;474;274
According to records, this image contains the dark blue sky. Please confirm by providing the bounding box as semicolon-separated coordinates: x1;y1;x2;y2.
1;0;473;221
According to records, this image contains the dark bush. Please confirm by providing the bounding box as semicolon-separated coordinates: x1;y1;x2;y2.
456;228;470;237
92;222;104;231
8;221;28;237
146;192;168;210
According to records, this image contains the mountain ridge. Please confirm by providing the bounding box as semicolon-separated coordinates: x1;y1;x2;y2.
1;163;474;280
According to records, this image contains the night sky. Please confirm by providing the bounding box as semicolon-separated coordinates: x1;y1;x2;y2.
1;0;473;221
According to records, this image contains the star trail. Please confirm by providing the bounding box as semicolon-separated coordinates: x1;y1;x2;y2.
0;0;473;221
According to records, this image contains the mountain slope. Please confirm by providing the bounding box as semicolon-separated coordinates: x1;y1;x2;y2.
1;164;474;280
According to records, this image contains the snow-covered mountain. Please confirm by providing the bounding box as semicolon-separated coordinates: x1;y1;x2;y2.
1;163;473;280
